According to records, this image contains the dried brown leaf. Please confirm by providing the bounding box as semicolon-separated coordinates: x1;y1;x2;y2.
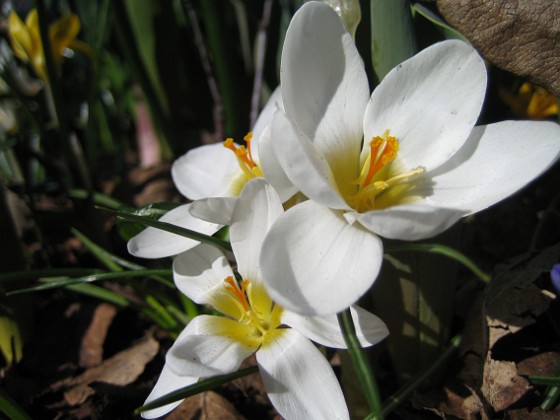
79;303;117;368
437;0;560;96
59;335;159;405
167;391;244;420
479;244;560;411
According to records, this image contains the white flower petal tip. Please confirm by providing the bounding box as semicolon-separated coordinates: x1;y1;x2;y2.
140;365;197;419
357;205;466;241
282;305;389;349
188;196;238;225
260;201;384;316
427;120;560;214
257;329;350;420
126;203;221;259
171;143;239;200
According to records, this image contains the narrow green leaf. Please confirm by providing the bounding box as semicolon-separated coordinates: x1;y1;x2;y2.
377;334;462;418
6;269;172;295
530;375;560;387
64;283;130;307
337;309;383;419
385;243;491;283
72;228;122;272
68;189;125;210
371;0;417;83
98;207;232;251
0;268;102;283
137;366;259;413
0;387;32;420
411;3;468;42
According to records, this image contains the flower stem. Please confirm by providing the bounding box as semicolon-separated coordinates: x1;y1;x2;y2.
337;309;383;419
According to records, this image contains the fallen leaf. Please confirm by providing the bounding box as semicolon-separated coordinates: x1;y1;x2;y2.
437;0;560;96
167;391;244;420
480;244;560;411
58;335;159;405
79;303;117;368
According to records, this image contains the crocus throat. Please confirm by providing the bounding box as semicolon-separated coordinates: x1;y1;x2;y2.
223;132;264;195
223;276;282;344
348;130;424;213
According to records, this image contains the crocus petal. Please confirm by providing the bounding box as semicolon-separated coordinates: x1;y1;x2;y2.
172;143;239;200
251;86;284;163
357;205;465;241
281;305;389;349
424;120;560;214
127;204;221;258
281;2;369;187
230;178;283;281
140;365;197;419
8;11;33;63
189;196;238;225
258;124;298;203
271;110;350;210
260;200;383;315
364;40;487;171
173;244;237;313
167;315;257;377
256;328;349;420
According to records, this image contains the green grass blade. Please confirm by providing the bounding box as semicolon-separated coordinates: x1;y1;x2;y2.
64;283;130;307
136;365;259;413
6;269;172;295
72;228;122;272
0;388;32;420
338;308;383;419
385;243;491;283
99;207;232;251
411;3;468;42
0;268;102;283
370;0;417;83
68;189;125;210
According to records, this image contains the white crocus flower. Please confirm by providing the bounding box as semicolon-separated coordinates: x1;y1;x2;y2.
127;87;293;259
141;178;389;419
260;1;560;316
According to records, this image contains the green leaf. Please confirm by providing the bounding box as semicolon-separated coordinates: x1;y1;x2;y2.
63;283;130;307
530;375;560;386
68;189;125;210
99;207;232;251
72;228;122;272
385;243;491;283
0;268;102;283
6;269;172;295
370;0;417;83
137;365;259;413
0;387;32;420
411;3;469;42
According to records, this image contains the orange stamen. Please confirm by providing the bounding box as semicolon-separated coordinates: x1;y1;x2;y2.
360;134;399;190
224;276;250;312
223;134;257;169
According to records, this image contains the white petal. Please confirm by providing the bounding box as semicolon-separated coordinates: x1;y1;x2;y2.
140;365;197;419
282;305;389;349
171;143;238;200
258;124;298;203
256;329;349;420
167;315;257;377
357;205;465;241
189;197;238;225
127;204;221;259
260;200;383;315
425;120;560;214
251;86;284;163
281;2;368;186
364;40;487;171
230;178;284;281
271;110;349;210
173;243;233;306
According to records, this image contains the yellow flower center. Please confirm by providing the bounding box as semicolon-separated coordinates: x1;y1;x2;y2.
220;275;283;347
223;132;264;195
347;130;424;213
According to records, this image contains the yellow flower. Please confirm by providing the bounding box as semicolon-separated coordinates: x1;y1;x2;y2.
8;9;88;82
500;82;559;120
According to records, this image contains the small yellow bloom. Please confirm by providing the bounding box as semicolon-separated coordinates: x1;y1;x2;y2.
500;82;559;120
8;9;88;83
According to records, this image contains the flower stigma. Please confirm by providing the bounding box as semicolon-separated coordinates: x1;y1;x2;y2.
223;132;264;195
348;130;424;212
221;275;283;347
